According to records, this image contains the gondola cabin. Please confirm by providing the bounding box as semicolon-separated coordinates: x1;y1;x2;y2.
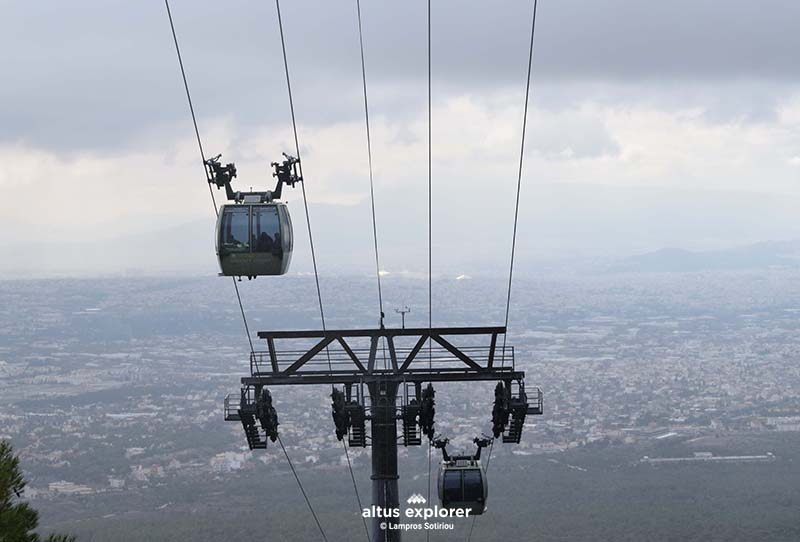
437;458;488;515
216;201;293;277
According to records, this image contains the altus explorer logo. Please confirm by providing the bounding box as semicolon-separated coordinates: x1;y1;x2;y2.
362;493;470;532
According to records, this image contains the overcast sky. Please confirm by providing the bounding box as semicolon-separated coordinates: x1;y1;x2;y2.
2;0;799;277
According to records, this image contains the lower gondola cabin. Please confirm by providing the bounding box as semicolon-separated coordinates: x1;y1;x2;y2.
437;460;488;515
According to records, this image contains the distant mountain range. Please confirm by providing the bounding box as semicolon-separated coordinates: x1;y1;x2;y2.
610;241;800;273
5;182;800;278
3;213;800;279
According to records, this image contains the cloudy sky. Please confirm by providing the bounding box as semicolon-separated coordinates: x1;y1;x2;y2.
2;0;799;277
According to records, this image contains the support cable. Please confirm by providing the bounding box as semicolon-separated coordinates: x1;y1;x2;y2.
275;5;370;540
426;436;433;541
470;4;539;542
426;1;434;539
501;0;539;369
164;0;254;355
465;440;493;542
426;0;433;376
355;0;385;330
278;435;330;542
354;0;388;371
274;0;331;371
166;5;328;540
351;8;392;537
344;441;371;540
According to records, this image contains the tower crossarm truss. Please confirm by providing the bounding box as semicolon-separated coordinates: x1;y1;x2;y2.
241;326;523;386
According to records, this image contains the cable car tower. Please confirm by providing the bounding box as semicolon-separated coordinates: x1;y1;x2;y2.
223;326;543;540
164;0;542;539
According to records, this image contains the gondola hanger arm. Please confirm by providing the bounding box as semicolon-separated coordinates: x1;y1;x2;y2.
205;153;301;203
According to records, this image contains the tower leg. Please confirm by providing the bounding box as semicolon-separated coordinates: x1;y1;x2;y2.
369;381;400;542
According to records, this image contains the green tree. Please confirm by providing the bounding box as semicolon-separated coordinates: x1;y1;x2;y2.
0;441;75;542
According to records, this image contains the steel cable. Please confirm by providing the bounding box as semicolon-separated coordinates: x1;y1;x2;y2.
501;0;539;369
278;435;330;542
344;441;371;540
355;0;385;331
166;3;332;540
426;1;434;540
274;4;370;540
274;0;330;369
164;0;254;355
471;5;539;541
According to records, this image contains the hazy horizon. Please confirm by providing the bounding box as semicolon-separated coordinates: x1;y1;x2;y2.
5;181;800;279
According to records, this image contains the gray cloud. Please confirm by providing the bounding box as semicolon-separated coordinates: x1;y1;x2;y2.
2;0;798;152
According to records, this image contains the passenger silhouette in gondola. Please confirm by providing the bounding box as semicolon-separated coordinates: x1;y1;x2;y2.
273;232;282;255
256;231;274;252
